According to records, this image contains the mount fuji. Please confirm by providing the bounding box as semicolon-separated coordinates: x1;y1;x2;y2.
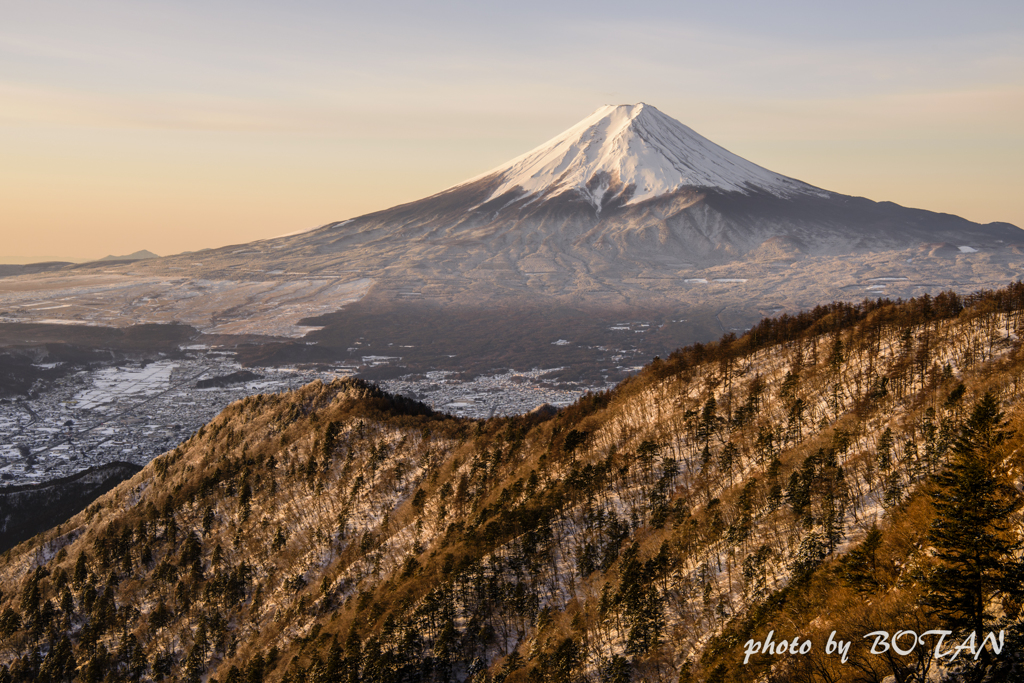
3;103;1022;378
267;102;1020;286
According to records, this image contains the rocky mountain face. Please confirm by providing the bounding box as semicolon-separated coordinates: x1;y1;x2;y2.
3;285;1024;681
1;104;1022;379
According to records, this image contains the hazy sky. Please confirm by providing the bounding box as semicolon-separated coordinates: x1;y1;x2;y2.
2;1;1022;262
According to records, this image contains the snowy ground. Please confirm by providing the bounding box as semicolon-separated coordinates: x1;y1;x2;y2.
0;273;372;337
73;361;177;411
0;354;349;486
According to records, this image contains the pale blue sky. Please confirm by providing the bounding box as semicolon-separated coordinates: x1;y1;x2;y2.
2;1;1022;261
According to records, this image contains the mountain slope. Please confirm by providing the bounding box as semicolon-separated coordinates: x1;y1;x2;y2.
82;108;1024;315
3;286;1024;681
1;104;1022;380
273;104;1019;278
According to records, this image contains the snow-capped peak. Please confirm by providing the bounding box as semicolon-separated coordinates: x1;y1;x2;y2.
461;103;824;210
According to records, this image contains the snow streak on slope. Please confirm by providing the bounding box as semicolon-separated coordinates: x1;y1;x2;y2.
460;103;827;210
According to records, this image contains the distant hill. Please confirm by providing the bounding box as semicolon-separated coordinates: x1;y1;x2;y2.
0;461;141;552
195;369;263;388
98;249;159;261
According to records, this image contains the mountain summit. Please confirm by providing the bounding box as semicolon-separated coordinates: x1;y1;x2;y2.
461;103;824;211
3;104;1023;377
264;103;1020;288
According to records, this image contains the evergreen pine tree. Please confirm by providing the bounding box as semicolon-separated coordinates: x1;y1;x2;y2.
927;392;1022;643
343;626;362;683
875;427;894;471
842;523;884;592
38;635;76;682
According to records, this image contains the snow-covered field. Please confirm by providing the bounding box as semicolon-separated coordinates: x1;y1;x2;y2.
72;361;177;411
0;273;372;337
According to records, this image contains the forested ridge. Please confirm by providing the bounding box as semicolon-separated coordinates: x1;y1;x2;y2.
4;286;1024;682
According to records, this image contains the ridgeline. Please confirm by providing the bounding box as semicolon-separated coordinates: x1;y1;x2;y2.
4;286;1024;682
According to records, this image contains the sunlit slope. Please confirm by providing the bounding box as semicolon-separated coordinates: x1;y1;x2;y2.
3;286;1024;680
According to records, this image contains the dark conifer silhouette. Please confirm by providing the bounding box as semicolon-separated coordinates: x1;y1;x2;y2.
927;392;1022;643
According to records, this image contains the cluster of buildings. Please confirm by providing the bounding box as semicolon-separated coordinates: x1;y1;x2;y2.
380;368;607;419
